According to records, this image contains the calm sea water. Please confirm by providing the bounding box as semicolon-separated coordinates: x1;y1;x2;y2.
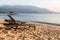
0;13;60;24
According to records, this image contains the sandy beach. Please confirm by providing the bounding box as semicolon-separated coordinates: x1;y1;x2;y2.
0;19;60;40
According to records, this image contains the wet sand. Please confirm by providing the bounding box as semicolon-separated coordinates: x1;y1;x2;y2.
0;19;60;40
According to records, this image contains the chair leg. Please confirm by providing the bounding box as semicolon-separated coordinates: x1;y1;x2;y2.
34;26;36;31
15;26;18;31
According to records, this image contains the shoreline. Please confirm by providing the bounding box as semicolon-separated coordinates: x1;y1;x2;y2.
0;18;60;40
32;21;60;26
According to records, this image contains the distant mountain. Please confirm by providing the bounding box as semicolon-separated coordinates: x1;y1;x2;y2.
0;5;54;13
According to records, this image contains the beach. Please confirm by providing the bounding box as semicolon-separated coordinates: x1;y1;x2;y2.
0;19;60;40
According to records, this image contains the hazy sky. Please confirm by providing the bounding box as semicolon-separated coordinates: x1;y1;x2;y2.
0;0;60;12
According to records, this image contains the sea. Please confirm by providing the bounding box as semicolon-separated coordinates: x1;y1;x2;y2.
0;13;60;24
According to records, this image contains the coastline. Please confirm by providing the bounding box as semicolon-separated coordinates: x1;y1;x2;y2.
32;21;60;26
0;18;60;40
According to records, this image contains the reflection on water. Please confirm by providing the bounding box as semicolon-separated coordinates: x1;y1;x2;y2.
0;13;60;24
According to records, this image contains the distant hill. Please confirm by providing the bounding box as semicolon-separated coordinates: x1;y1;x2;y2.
0;5;55;13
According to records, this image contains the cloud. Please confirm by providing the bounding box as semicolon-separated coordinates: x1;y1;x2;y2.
0;0;60;12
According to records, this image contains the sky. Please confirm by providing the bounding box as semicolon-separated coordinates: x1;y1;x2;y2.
0;0;60;12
